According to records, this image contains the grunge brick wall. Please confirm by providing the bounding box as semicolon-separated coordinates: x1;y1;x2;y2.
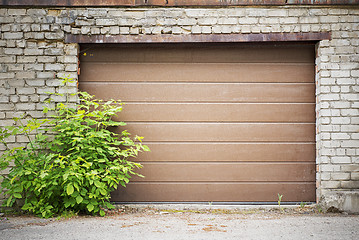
0;5;358;212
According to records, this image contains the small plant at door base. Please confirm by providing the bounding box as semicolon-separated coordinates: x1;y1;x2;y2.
0;77;149;218
300;201;307;209
277;193;283;211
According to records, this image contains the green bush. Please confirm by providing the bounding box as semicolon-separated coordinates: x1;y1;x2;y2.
0;77;149;218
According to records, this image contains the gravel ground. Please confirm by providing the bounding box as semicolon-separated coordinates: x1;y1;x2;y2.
1;205;358;240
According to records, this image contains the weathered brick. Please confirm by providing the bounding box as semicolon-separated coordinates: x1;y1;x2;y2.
16;72;36;79
16;103;36;110
341;181;359;189
45;64;64;71
26;79;45;86
38;56;56;63
8;9;27;15
3;32;23;40
321;181;341;189
0;72;15;79
17;56;37;63
37;72;55;79
96;19;117;26
44;48;64;56
45;31;64;40
24;48;44;55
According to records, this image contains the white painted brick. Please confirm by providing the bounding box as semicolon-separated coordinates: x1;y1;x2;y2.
24;48;44;55
322;140;340;148
191;26;201;34
331;117;351;124
321;181;341;189
351;117;359;124
239;17;258;25
3;32;23;39
346;149;356;155
185;9;205;17
341;125;359;132
45;64;64;71
331;173;350;180
351;70;359;77
96;19;117;26
119;27;130;34
109;26;120;34
8;9;27;15
320;94;340;101
331;133;350;140
130;27;139;35
331;70;350;78
246;9;268;17
6;64;23;71
16;103;36;110
341;181;359;189
320;109;340;117
341;94;359;101
337;78;356;85
330;101;351;109
37;72;55;79
336;149;346;155
341;140;359;148
217;18;237;25
81;26;90;34
351;173;359;181
341;109;359;116
0;72;15;79
267;10;287;17
178;18;197;25
16;72;35;79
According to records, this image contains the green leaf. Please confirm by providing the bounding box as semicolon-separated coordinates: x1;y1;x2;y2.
142;145;150;152
94;180;101;188
99;188;106;196
76;195;83;204
105;202;114;209
66;184;74;195
87;204;94;212
13;193;22;199
99;210;105;217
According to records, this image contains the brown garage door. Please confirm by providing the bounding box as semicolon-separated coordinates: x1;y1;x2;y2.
79;43;316;202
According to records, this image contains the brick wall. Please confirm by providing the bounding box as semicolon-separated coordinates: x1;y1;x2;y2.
0;6;358;212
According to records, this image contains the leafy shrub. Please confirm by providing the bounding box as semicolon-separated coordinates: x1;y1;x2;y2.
0;77;149;218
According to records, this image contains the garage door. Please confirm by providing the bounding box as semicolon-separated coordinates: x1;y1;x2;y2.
79;43;316;202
